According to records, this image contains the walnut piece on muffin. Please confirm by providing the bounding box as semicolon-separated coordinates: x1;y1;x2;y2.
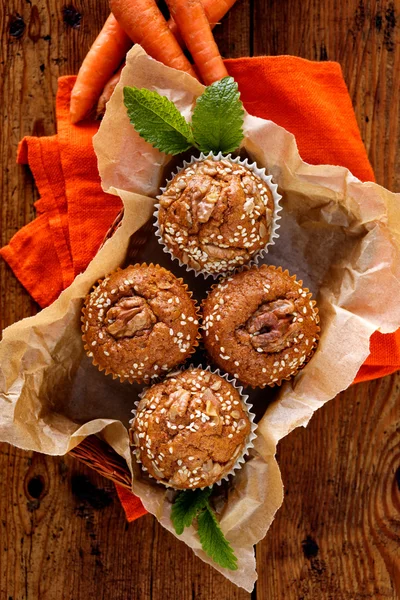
157;158;275;274
82;264;199;383
202;265;320;388
130;368;252;489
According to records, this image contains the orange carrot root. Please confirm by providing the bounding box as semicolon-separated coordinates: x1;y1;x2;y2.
166;0;228;85
96;64;124;118
70;14;132;124
168;0;238;44
110;0;198;79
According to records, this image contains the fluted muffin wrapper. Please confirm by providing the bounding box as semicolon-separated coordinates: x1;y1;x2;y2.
81;263;202;385
154;152;282;279
129;364;258;490
202;264;320;389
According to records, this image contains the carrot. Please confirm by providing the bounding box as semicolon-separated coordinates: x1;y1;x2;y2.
109;0;198;79
96;64;124;118
70;14;132;124
168;0;238;46
97;0;236;110
166;0;228;85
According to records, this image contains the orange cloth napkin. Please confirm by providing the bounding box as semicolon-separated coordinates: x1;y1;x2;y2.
1;57;399;522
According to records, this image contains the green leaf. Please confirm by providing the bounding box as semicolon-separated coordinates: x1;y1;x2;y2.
123;86;194;155
191;76;244;154
197;505;238;571
171;488;212;535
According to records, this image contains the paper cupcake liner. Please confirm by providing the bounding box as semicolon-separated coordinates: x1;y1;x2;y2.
201;264;320;389
129;364;258;490
81;263;202;385
154;152;282;279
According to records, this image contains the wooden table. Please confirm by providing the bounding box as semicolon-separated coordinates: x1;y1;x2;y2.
1;1;399;598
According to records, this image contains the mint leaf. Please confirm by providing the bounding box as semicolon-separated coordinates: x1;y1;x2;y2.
191;76;244;154
123;86;194;155
197;505;238;571
171;488;212;535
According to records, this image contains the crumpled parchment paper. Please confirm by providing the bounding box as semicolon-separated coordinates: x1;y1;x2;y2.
1;46;400;592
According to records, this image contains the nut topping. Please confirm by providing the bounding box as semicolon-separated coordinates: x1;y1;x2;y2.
106;297;156;339
237;299;301;353
197;189;219;223
210;380;222;391
168;389;191;420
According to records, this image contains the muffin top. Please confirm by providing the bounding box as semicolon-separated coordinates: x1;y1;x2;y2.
130;368;252;489
202;265;320;388
82;264;199;382
157;158;275;274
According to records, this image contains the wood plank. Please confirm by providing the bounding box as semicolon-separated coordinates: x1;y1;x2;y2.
249;0;400;190
257;373;400;599
0;448;248;599
0;0;399;599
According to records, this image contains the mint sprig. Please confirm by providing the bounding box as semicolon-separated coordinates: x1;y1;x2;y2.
123;87;194;155
171;488;211;535
191;77;244;154
171;488;238;571
123;77;244;156
197;505;238;571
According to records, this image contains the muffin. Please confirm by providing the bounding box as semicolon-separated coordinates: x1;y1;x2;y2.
202;265;320;388
156;155;279;274
130;368;254;489
82;264;200;382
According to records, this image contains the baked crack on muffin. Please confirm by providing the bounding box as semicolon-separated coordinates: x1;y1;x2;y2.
202;265;320;387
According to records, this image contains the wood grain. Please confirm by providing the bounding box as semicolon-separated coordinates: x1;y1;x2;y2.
0;0;399;599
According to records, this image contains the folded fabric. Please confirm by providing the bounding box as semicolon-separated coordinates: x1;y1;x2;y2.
1;55;399;523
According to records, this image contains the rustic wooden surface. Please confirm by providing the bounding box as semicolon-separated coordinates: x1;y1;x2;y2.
0;0;399;598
